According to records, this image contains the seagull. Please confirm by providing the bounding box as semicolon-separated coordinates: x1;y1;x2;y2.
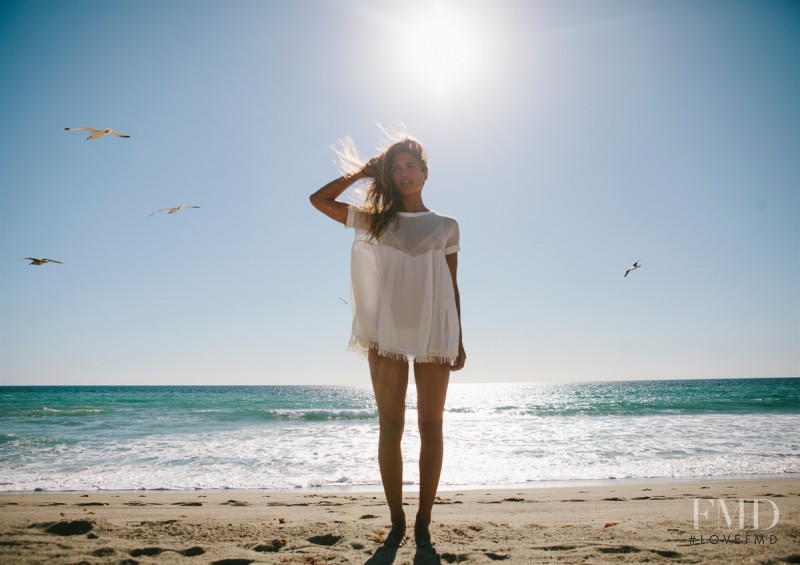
64;127;131;140
149;205;201;216
624;261;641;278
20;258;63;266
339;297;349;304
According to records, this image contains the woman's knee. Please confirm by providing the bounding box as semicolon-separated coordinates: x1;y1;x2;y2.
379;416;406;443
417;417;443;443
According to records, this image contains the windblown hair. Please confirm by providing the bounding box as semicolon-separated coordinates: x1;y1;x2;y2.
335;132;428;241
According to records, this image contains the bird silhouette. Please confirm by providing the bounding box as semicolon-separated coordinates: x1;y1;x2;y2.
20;258;63;266
149;205;201;216
624;261;641;278
65;127;131;140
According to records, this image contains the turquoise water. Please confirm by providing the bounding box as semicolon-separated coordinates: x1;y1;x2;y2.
1;378;798;492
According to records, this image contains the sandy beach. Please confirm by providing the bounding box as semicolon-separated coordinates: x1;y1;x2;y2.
1;479;797;564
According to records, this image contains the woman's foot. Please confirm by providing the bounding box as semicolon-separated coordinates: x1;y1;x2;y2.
414;519;433;548
384;519;406;547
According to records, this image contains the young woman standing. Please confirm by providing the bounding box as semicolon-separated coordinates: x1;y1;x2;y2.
310;136;465;548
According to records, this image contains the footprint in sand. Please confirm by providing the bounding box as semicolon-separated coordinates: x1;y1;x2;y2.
598;546;639;554
252;540;287;552
653;549;683;558
308;534;343;546
130;547;205;558
130;547;165;557
441;552;471;563
44;520;93;536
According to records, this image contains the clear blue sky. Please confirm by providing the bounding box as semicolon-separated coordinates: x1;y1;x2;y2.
1;0;798;386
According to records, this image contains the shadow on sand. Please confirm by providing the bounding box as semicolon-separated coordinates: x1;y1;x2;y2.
364;545;442;565
364;545;397;565
413;547;442;564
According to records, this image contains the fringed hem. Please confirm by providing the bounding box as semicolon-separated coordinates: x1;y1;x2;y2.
347;336;456;365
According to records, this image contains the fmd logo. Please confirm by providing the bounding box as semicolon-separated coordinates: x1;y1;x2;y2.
693;498;780;530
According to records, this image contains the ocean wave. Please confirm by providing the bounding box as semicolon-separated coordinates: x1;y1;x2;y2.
24;407;109;418
175;407;380;422
484;399;800;418
2;380;799;493
265;409;378;421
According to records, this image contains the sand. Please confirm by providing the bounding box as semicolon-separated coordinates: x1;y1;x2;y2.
1;479;798;564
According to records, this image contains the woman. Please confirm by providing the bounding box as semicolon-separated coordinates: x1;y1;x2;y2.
310;135;465;548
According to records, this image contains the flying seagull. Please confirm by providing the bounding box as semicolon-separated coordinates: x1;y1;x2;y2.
339;297;349;304
149;205;201;216
624;261;641;278
64;127;131;140
20;258;63;266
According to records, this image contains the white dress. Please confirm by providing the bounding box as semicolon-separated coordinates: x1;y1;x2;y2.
345;205;461;363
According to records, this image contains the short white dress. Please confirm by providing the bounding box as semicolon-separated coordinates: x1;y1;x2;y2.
345;205;461;363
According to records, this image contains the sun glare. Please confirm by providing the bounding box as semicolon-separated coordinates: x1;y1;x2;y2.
400;5;484;97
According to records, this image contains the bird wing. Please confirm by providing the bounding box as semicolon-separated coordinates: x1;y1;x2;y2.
149;208;170;216
180;205;201;209
21;258;38;261
43;259;63;264
109;130;131;138
65;127;99;134
624;269;631;278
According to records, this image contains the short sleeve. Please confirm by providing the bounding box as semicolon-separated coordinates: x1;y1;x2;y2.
345;205;369;231
345;205;357;229
445;218;460;255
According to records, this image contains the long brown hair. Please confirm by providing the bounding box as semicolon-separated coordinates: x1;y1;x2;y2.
336;134;428;240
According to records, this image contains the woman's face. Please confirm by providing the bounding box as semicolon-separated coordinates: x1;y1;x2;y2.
390;151;428;196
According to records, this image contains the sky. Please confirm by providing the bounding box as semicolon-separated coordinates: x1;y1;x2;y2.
1;0;798;386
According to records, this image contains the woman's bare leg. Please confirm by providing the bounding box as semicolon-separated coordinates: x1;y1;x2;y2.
368;348;409;546
412;361;451;547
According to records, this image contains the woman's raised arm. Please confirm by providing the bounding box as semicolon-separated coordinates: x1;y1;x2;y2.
310;169;370;225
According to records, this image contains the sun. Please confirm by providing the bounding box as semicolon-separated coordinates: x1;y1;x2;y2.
398;5;485;97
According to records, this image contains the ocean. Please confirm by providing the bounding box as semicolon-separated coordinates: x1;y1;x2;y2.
1;379;798;493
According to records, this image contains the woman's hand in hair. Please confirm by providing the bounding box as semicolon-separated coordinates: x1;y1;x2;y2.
359;157;381;178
